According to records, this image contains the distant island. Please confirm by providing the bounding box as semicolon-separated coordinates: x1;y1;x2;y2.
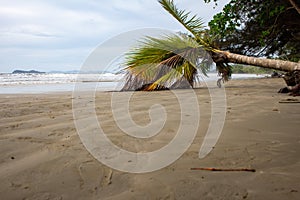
12;70;45;74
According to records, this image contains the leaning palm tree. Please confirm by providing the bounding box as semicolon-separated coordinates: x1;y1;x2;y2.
122;0;300;91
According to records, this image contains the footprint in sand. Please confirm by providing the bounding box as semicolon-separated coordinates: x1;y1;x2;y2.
77;161;113;193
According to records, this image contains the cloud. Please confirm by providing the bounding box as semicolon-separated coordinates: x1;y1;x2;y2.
0;0;229;72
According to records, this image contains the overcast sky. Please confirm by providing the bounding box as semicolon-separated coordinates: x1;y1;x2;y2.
0;0;229;73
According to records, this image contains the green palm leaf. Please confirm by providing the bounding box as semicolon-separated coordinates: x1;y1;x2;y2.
158;0;210;48
122;34;213;91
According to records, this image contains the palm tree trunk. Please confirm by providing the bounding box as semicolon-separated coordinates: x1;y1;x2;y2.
218;51;300;72
213;50;300;95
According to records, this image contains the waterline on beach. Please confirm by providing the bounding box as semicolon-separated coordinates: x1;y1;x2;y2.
0;73;268;94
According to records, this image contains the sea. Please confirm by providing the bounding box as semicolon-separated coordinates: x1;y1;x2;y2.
0;73;268;94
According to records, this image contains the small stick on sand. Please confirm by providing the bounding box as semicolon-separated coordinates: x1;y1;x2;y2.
191;167;256;172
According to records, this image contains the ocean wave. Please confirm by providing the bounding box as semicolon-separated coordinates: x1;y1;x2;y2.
0;73;124;86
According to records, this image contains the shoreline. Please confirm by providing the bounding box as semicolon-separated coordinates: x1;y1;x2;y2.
0;73;269;94
0;78;299;199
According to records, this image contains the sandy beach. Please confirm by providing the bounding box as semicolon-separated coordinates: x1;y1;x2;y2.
0;78;299;200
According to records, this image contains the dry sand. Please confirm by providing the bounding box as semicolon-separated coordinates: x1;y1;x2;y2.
0;78;299;200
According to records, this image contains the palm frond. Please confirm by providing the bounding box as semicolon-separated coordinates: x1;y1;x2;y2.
158;0;210;47
122;34;213;91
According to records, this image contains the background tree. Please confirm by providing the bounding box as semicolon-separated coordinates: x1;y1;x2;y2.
208;0;300;61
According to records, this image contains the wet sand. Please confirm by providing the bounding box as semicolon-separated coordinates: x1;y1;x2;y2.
0;78;299;200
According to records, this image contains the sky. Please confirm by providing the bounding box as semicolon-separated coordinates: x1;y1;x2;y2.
0;0;229;73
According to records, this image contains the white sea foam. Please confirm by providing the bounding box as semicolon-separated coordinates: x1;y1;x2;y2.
0;73;123;86
0;73;268;94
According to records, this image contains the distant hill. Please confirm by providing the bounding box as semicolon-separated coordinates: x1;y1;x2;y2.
12;70;45;74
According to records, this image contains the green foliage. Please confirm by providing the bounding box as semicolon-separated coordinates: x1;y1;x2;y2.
122;34;213;91
208;1;239;38
208;0;300;61
231;64;274;74
158;0;210;48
